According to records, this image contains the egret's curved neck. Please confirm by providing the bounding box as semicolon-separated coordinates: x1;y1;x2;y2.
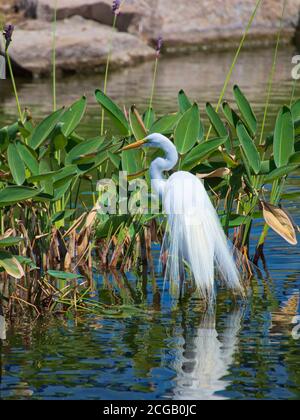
150;139;178;198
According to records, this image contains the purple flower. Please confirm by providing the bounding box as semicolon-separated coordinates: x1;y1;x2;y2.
156;36;163;57
3;24;14;50
112;0;121;15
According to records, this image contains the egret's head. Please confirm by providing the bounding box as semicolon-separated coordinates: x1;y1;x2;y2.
121;133;174;151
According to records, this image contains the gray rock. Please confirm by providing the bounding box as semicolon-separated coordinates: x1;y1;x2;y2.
4;16;155;77
17;0;300;50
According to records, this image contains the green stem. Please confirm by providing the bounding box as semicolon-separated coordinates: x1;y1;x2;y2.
147;57;159;129
6;52;22;122
259;0;286;145
52;0;58;112
205;0;262;140
101;13;117;135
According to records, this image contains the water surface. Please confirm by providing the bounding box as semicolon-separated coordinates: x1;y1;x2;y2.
0;47;300;400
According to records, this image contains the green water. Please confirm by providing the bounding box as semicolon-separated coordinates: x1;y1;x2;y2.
0;47;300;400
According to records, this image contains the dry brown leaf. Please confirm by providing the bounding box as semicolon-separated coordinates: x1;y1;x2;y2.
85;207;98;229
63;212;87;238
197;167;231;179
261;201;298;245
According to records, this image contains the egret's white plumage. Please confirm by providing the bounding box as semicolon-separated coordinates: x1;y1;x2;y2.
124;133;243;301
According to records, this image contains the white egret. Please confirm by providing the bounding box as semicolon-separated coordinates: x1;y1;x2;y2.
122;133;243;301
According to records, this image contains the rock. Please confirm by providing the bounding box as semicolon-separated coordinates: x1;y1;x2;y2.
4;16;155;77
16;0;300;49
16;0;146;32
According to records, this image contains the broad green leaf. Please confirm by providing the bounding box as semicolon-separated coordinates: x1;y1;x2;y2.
143;108;155;130
236;122;261;174
222;102;240;128
29;108;65;150
60;96;87;137
205;103;228;137
0;237;24;247
108;151;121;169
178;90;192;113
7;143;26;185
129;106;147;140
47;270;83;280
291;99;300;122
233;85;257;135
95;90;129;135
65;136;105;165
150;113;180;134
0;186;41;206
289;151;300;164
122;149;143;175
274;106;295;168
182;136;227;171
51;210;76;223
264;164;298;183
28;171;61;183
16;143;39;175
0;251;24;279
175;104;200;154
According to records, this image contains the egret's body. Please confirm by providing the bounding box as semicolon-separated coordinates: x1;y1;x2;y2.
123;133;242;301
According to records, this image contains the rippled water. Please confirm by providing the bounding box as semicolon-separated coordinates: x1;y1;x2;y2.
0;47;300;400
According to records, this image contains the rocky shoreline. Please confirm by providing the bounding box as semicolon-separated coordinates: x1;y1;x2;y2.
1;0;300;77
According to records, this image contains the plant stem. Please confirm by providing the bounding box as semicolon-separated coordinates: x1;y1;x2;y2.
259;0;286;145
101;13;117;135
147;57;159;129
6;52;22;122
52;0;58;112
205;0;262;140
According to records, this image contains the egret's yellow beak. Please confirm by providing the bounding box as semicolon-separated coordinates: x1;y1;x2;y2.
120;139;147;151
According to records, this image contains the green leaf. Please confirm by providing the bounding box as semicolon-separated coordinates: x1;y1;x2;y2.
108;151;121;169
222;102;240;128
47;270;84;280
236;122;261;174
274;106;295;168
51;210;76;224
129;106;147;140
0;237;24;247
95;90;129;135
60;96;87;137
122;149;143;175
182;136;227;171
7;143;26;185
29;108;65;150
205;103;228;137
289;151;300;164
143;108;155;130
150;113;180;134
264;164;298;183
233;85;257;135
175;104;200;154
291;99;300;122
16;143;39;175
65;136;105;165
178;90;192;113
0;186;41;206
0;251;24;279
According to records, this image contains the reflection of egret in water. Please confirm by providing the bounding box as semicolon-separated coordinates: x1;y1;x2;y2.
172;308;243;400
